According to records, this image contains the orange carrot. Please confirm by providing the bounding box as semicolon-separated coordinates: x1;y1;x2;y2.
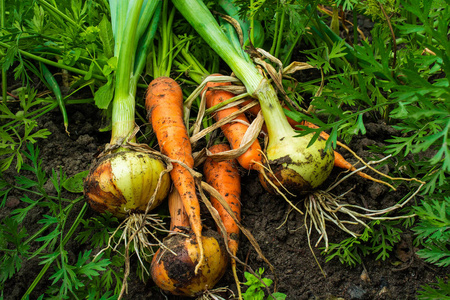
240;98;261;117
203;143;241;295
168;187;190;232
204;79;262;170
145;76;204;273
203;143;241;257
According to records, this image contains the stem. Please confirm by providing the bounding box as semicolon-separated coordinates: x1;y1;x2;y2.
35;0;81;30
270;1;280;55
254;79;294;141
163;2;176;76
0;42;106;81
172;0;259;93
110;0;144;144
155;0;175;78
109;0;159;145
134;2;161;78
172;0;294;143
352;8;358;46
173;35;210;84
379;3;397;70
41;63;69;135
274;8;286;58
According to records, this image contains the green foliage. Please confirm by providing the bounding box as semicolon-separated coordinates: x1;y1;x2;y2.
62;170;90;193
413;196;450;270
323;219;406;267
417;277;450;300
364;0;400;22
242;268;287;300
76;212;121;249
304;40;348;74
0;218;29;282
0;88;51;172
306;0;449;285
0;144;122;298
1;0;112;109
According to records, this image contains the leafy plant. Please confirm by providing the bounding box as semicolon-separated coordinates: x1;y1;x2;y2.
413;196;450;299
242;268;286;300
413;197;450;267
0;87;51;172
323;218;408;267
417;277;450;300
0;143;121;299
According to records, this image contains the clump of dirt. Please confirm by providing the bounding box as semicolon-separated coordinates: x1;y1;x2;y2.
1;103;446;300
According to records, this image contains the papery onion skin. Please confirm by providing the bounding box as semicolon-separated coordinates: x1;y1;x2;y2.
150;229;229;297
259;133;334;195
84;151;171;218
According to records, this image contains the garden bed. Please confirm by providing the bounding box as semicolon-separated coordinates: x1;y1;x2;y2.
1;102;445;300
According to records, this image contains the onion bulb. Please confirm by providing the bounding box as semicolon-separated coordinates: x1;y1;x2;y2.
84;150;171;218
150;229;229;297
259;132;334;195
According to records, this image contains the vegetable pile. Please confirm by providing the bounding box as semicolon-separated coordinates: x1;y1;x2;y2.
2;0;447;298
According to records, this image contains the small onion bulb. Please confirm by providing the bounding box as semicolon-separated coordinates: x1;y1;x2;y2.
84;150;171;218
150;230;229;297
259;133;334;195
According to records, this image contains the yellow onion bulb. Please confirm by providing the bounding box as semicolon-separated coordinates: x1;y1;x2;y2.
84;150;171;218
150;230;229;297
259;132;334;195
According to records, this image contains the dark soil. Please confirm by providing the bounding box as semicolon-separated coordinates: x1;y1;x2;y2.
2;101;448;300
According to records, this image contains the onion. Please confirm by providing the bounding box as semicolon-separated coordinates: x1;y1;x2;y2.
259;132;334;195
150;229;229;297
84;150;171;218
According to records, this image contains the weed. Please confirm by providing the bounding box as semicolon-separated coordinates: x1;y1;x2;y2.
242;268;286;300
0;88;51;172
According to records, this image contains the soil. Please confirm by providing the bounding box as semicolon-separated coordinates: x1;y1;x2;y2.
1;99;448;300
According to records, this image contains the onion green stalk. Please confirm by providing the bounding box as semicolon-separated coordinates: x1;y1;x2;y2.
109;0;160;145
85;0;171;219
40;63;69;135
172;0;334;194
151;0;176;78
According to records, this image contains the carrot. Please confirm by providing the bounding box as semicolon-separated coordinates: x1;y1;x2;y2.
204;143;241;256
145;76;204;274
240;98;261;117
168;187;190;232
204;78;262;170
203;143;241;296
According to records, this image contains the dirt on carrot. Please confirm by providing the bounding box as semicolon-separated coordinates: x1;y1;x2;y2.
204;78;262;170
145;76;204;274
